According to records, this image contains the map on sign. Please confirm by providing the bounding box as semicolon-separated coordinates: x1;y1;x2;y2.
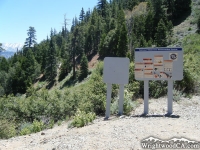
134;48;183;80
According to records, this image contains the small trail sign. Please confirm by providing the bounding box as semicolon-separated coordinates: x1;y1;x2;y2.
103;57;130;118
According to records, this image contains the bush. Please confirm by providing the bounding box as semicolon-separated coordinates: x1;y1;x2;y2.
0;119;16;139
197;14;200;31
32;119;44;133
149;81;168;98
71;109;96;128
110;91;138;115
173;89;185;102
175;68;196;93
79;53;89;81
19;119;44;136
123;92;138;115
20;122;32;136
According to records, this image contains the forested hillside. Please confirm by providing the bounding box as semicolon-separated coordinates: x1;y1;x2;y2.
0;0;193;95
1;0;200;139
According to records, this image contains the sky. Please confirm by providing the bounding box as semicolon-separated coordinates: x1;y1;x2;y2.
0;0;98;45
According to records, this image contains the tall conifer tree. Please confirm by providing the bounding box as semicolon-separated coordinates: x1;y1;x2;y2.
46;29;57;81
24;26;37;48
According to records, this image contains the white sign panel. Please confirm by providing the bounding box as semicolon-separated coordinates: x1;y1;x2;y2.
135;48;183;80
103;57;130;84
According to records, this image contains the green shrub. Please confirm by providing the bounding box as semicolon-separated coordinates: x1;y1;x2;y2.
149;81;167;98
110;91;138;115
19;119;44;135
175;68;196;93
32;119;44;133
126;81;140;99
123;93;138;115
197;14;200;31
47;119;54;129
173;89;185;102
0;119;16;139
71;109;96;128
93;61;103;75
110;98;118;115
20;127;32;136
57;120;62;126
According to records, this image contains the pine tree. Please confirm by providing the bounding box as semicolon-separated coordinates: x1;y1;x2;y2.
45;29;57;81
163;0;175;20
145;10;154;41
116;9;128;57
0;57;9;72
24;26;37;47
97;0;108;17
22;49;41;86
59;52;71;81
174;0;191;19
85;9;91;22
79;53;88;80
79;7;85;21
151;0;166;38
124;0;139;11
155;19;167;47
197;15;200;32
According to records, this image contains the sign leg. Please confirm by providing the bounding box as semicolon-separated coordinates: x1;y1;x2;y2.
167;80;173;114
105;83;112;118
118;84;124;115
144;80;149;115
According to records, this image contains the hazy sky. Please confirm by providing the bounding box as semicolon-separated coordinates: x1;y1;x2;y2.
0;0;98;44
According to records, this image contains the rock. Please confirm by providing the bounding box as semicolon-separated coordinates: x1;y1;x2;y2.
41;132;45;135
119;115;125;119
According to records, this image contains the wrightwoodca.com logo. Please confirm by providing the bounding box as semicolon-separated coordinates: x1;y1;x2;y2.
141;136;200;149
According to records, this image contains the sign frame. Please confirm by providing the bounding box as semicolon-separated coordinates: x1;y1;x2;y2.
135;47;183;81
103;57;130;118
135;47;183;115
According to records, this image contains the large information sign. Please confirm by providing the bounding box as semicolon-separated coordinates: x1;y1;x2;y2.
135;47;183;80
135;47;183;115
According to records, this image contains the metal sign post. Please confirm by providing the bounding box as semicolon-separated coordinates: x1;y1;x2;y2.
105;83;112;118
144;80;149;115
135;47;183;115
119;84;125;115
103;57;130;118
167;80;173;114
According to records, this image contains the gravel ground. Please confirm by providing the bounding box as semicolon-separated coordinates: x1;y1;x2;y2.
0;96;200;150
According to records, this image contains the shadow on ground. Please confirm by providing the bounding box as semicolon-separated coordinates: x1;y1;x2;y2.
131;113;180;118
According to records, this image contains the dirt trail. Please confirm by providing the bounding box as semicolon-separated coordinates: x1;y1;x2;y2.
0;96;200;150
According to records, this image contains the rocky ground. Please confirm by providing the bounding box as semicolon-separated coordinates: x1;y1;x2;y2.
0;96;200;150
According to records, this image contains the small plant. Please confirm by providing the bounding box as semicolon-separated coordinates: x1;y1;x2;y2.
188;27;192;31
71;109;96;128
123;95;138;115
173;89;185;102
32;119;44;133
19;122;32;136
57;120;62;126
0;119;16;139
20;128;32;136
47;119;54;129
110;98;118;115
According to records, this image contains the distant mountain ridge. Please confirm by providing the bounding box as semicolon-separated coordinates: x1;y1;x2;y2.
0;43;23;58
2;43;23;52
